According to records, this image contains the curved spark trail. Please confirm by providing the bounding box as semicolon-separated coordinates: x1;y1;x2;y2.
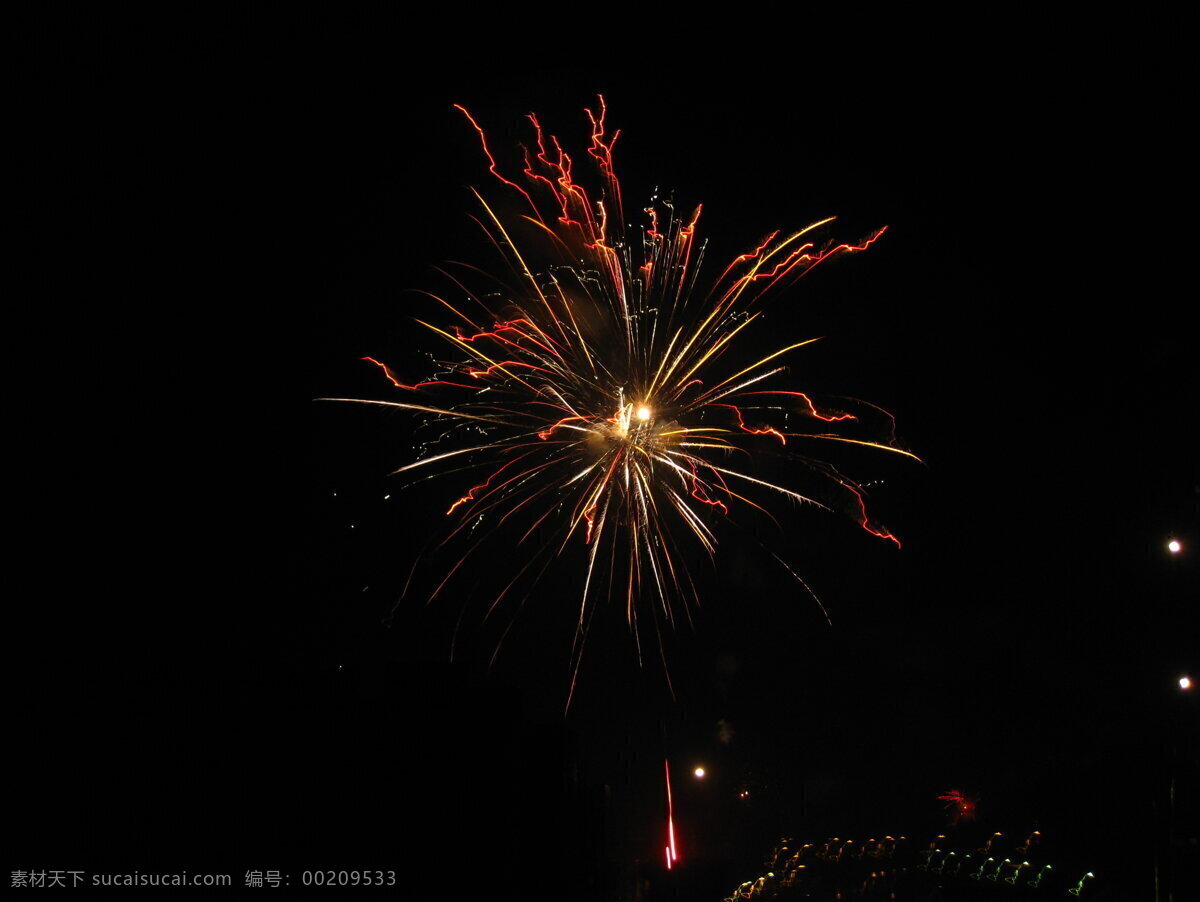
325;98;918;707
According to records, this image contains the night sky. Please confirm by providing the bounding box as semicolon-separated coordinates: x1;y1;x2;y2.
17;24;1194;900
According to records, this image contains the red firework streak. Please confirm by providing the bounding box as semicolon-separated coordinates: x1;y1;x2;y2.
665;759;679;870
325;97;919;707
938;790;979;825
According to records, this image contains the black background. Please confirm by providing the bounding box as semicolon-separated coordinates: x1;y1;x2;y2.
16;17;1195;899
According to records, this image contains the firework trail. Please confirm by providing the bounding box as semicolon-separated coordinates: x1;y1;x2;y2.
664;758;678;870
322;97;918;706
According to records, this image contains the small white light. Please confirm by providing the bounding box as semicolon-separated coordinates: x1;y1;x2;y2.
1167;539;1181;554
637;405;652;421
693;767;705;778
1181;676;1192;690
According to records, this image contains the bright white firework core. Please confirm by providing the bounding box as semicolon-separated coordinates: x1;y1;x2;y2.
637;405;652;421
694;767;706;778
1167;539;1181;553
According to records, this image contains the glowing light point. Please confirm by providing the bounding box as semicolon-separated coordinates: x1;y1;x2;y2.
636;405;652;421
1167;539;1181;554
693;767;706;779
1181;676;1192;690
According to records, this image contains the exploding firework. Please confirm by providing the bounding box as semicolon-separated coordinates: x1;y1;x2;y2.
938;790;979;825
323;97;917;704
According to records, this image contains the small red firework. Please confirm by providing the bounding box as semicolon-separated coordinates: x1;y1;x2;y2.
938;790;978;825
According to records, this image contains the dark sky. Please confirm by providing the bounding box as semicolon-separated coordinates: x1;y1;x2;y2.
18;23;1194;899
296;51;1195;893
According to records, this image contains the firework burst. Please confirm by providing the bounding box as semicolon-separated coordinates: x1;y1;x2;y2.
322;97;918;705
939;790;980;825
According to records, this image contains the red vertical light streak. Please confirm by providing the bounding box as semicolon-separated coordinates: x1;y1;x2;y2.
664;758;678;868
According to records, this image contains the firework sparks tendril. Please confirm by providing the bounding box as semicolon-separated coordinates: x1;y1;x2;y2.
324;97;918;706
